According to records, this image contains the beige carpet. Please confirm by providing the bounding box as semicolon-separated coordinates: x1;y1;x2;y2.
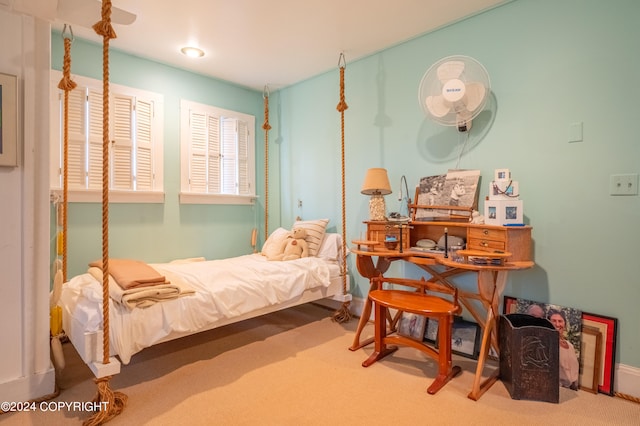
3;303;638;425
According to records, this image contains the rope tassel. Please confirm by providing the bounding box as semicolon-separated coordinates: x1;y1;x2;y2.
82;377;128;426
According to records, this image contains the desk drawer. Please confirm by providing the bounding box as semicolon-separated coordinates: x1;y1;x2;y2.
468;227;506;241
468;238;506;251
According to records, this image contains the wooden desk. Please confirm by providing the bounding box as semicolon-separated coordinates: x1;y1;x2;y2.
350;221;534;401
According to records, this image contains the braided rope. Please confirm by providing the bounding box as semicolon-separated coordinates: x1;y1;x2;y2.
83;1;127;424
332;56;352;323
262;88;271;239
57;34;76;282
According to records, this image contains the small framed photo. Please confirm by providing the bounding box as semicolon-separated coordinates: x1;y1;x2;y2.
0;73;18;167
489;180;519;200
451;318;481;359
503;295;517;314
397;312;426;341
579;325;602;394
423;318;439;344
494;168;511;181
484;199;523;225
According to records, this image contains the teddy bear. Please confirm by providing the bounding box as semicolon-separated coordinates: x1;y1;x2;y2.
269;227;309;261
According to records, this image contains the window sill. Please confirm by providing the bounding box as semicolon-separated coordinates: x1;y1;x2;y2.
50;189;165;204
179;192;257;205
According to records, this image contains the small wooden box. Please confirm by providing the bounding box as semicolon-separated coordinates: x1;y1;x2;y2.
365;221;410;250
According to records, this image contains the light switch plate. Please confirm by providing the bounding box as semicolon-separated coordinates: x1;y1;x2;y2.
568;122;583;143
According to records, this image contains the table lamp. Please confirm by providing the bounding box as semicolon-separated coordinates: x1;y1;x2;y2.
361;168;392;221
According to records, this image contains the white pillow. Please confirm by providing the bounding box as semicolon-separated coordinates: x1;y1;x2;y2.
293;219;329;257
316;233;341;261
261;227;290;258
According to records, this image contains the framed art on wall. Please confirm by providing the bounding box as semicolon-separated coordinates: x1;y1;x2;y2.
0;73;18;167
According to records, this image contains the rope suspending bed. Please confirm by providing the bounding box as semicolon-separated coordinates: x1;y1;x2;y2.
85;0;127;423
54;11;350;424
332;53;353;323
262;85;271;239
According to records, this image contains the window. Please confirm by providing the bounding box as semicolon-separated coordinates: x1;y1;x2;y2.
50;71;164;203
180;99;256;205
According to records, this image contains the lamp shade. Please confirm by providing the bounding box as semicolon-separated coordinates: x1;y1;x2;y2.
361;168;392;195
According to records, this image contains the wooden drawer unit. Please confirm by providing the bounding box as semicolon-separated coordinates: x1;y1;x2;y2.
363;221;532;261
365;221;410;250
467;225;531;261
468;227;507;252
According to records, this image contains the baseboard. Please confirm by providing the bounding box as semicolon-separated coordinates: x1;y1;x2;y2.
318;295;640;400
616;364;640;399
0;366;56;402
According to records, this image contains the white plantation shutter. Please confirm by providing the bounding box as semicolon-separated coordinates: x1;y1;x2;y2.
112;94;134;190
87;89;104;190
180;99;255;204
66;88;87;189
189;111;207;193
135;98;154;191
237;120;249;195
221;117;237;194
208;115;221;193
51;70;164;202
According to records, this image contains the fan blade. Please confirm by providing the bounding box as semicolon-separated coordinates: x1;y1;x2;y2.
57;0;137;27
463;82;486;112
437;60;465;82
425;95;451;118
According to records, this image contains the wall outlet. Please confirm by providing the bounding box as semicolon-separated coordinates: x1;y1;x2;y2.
609;173;638;196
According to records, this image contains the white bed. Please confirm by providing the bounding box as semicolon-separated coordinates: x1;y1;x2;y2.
59;232;348;370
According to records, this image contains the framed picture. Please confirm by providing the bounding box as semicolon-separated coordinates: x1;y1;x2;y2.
0;73;18;167
503;295;517;314
451;318;481;359
423;318;439;344
413;169;480;221
484;199;523;225
579;325;602;394
501;296;583;390
414;174;447;220
582;312;618;396
397;312;426;341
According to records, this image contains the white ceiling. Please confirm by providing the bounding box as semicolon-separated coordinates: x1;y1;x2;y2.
9;0;509;91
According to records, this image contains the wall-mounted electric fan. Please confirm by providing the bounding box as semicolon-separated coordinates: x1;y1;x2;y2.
418;55;490;132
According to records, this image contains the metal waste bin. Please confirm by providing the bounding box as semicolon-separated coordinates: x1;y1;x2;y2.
499;314;559;403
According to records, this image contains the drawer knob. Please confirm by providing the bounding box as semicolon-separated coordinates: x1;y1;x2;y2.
483;229;489;236
481;240;488;247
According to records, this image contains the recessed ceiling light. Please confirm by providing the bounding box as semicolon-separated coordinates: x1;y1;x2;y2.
181;46;205;58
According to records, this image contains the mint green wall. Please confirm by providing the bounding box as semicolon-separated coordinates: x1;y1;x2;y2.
274;0;640;368
50;0;639;369
51;35;270;278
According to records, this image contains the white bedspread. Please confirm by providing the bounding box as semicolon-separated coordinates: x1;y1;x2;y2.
59;253;335;364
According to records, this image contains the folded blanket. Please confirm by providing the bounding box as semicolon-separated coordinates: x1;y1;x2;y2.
88;267;195;310
89;258;168;289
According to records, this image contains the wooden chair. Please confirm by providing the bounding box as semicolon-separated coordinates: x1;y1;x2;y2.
362;276;462;394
